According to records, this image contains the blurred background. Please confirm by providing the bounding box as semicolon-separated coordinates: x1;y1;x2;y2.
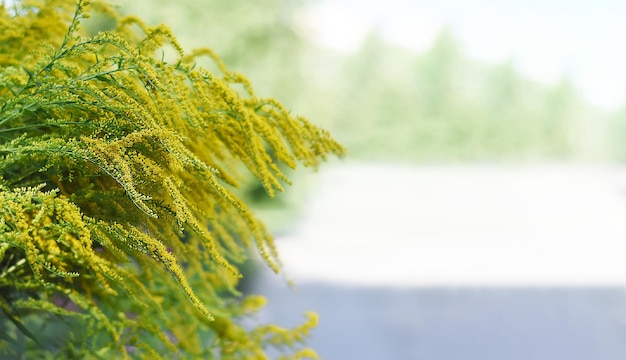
114;0;626;358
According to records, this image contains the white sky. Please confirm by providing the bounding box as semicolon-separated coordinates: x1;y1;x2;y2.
299;0;626;110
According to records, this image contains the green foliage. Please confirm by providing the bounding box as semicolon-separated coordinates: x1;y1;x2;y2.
108;0;316;223
114;0;309;105
0;0;344;358
326;30;587;161
123;1;623;162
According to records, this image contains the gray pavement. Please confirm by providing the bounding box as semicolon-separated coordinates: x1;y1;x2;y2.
255;277;626;359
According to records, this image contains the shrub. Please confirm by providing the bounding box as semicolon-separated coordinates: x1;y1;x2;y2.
0;0;345;358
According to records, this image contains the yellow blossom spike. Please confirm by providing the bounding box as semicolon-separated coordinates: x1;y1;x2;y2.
0;0;345;357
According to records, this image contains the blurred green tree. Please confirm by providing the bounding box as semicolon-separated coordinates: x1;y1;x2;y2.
115;0;309;104
114;0;609;161
322;28;589;161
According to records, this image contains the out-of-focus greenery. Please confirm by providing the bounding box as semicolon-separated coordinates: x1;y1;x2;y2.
327;30;589;161
116;0;620;163
606;106;626;161
112;0;308;106
320;30;617;161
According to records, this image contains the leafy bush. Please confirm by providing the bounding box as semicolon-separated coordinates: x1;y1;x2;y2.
0;0;344;358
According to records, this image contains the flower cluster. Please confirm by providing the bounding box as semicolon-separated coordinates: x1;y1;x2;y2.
0;0;344;358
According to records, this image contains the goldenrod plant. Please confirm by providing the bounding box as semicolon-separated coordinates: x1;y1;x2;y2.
0;0;345;358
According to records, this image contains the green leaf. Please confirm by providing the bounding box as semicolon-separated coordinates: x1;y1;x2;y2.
2;308;42;347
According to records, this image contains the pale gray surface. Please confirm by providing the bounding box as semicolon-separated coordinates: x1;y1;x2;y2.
275;163;626;286
253;163;626;359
